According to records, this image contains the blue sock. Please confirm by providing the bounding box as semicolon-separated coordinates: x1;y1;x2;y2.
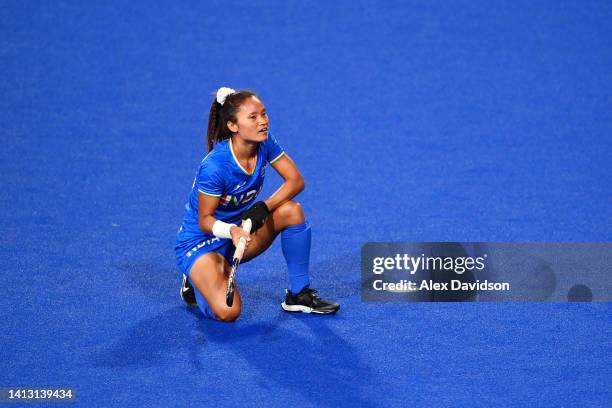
281;221;311;294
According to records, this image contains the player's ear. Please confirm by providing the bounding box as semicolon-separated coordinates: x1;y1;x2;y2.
227;120;238;133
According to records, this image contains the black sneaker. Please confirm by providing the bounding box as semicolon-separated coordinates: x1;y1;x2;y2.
281;287;340;314
180;274;197;307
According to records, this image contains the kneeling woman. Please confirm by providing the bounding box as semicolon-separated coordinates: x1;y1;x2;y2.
175;87;340;322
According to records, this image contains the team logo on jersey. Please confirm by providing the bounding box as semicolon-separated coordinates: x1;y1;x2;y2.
219;186;262;207
219;194;235;206
232;180;248;192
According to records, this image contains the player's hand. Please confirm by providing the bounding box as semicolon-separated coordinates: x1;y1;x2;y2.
241;201;269;233
230;225;251;249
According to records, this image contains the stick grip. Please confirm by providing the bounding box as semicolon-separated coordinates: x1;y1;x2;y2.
233;218;252;261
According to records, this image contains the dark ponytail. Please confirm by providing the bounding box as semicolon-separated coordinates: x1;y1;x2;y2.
206;89;258;152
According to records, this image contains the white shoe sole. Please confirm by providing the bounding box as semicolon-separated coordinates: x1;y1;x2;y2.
281;302;313;313
281;302;338;314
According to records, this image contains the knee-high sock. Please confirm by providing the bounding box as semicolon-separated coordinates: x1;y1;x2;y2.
281;221;311;294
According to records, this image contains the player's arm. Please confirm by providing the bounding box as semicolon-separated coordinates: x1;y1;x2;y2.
265;153;304;211
198;192;222;234
199;192;249;245
240;153;303;233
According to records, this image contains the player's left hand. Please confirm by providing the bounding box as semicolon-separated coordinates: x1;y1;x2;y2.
241;201;269;233
230;225;251;249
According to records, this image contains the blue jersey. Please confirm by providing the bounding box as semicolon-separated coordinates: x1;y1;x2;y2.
175;134;285;255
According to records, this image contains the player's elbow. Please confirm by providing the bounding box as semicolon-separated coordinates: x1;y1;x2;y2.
295;176;305;193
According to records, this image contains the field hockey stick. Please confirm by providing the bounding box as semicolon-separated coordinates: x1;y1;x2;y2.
226;218;252;307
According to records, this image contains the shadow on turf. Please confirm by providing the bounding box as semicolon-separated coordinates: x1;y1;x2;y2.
200;314;378;407
91;306;200;369
91;309;378;406
120;261;181;305
95;252;379;406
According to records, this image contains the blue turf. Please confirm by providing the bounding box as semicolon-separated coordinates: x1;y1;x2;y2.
1;1;611;406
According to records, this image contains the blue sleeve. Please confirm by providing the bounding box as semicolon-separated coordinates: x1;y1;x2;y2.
266;133;285;163
195;159;224;197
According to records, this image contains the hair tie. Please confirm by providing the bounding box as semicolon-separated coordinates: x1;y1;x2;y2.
216;87;236;106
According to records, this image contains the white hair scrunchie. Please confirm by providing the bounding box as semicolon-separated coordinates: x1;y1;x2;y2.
216;87;236;106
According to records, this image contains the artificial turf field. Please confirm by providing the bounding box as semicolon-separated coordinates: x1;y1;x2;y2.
1;1;611;406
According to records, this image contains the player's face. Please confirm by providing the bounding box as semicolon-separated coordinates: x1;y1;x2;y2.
229;97;269;142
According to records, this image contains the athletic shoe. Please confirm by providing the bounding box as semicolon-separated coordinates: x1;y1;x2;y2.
180;274;197;307
281;287;340;314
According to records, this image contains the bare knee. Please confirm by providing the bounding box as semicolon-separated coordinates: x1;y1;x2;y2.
274;201;305;225
215;306;241;322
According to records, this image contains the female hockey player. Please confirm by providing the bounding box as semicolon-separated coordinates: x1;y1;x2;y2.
175;87;340;322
